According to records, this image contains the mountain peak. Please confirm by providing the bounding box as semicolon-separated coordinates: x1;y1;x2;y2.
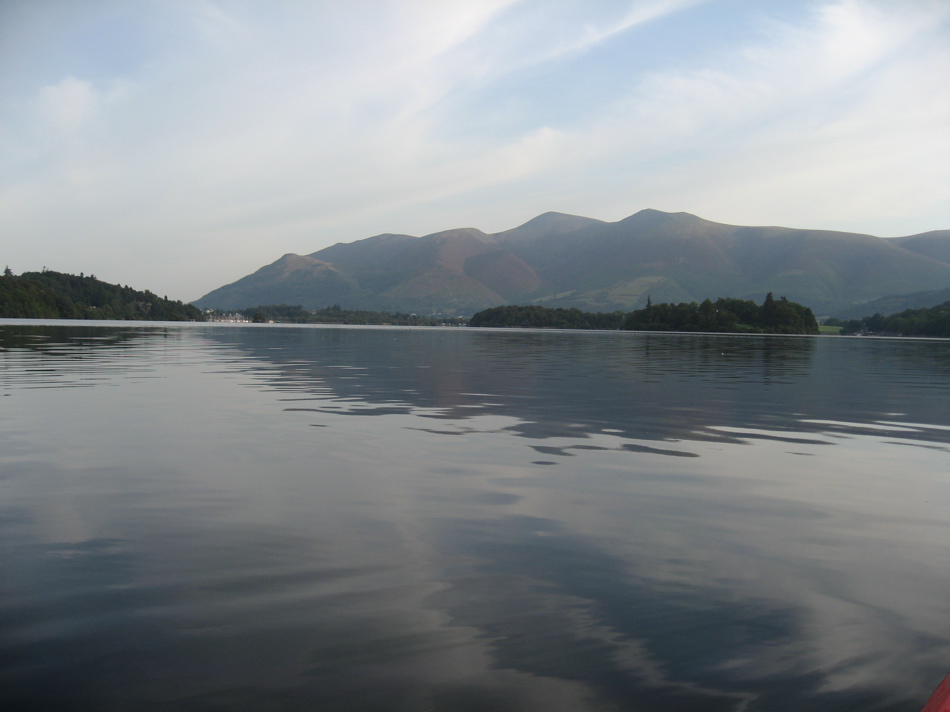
422;227;492;243
624;208;703;223
515;211;601;229
193;209;950;316
495;211;604;244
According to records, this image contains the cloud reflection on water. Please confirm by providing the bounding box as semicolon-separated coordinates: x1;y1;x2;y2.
2;323;950;711
193;326;950;708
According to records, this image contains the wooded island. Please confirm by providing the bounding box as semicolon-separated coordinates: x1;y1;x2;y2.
470;294;820;334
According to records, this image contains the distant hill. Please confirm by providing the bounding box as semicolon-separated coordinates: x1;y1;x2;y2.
193;210;950;317
891;231;950;264
1;270;204;321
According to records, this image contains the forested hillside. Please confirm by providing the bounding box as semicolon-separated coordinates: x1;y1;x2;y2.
0;269;204;321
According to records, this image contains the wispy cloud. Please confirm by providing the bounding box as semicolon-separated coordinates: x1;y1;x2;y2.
443;0;710;75
512;0;950;228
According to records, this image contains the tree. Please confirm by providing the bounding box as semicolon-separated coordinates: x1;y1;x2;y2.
761;292;778;326
698;298;716;330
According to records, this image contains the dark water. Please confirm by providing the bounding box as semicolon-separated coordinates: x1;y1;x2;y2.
2;321;949;711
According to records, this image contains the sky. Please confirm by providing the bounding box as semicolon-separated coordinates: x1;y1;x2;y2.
2;0;949;302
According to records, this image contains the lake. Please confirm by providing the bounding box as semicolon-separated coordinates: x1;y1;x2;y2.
1;321;949;711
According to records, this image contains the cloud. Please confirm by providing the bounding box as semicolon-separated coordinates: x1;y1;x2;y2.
1;0;949;298
36;76;99;131
508;0;950;229
517;0;710;67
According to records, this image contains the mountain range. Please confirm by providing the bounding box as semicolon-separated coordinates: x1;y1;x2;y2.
193;210;950;317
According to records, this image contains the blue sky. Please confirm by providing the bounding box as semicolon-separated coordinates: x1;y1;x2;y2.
2;0;948;301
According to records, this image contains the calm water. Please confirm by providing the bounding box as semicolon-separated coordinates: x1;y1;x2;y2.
2;321;949;712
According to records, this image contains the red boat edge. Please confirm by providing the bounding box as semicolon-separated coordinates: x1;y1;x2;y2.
922;672;950;712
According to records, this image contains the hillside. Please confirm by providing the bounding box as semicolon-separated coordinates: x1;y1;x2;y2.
1;270;204;321
193;210;950;316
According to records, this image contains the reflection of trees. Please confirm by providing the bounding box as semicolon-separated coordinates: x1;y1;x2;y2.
9;323;949;447
0;324;179;389
199;328;833;446
0;324;163;352
202;326;950;447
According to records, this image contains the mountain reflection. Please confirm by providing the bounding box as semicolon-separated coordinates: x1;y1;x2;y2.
198;326;950;448
3;323;949;712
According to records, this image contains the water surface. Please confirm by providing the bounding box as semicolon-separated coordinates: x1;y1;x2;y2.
2;321;949;711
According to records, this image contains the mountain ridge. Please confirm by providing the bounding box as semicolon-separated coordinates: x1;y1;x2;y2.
193;209;950;316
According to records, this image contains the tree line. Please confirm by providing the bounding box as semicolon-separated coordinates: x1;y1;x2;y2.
623;294;818;334
14;267;947;336
217;304;467;326
831;301;950;337
468;305;626;329
0;269;204;321
470;294;819;334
